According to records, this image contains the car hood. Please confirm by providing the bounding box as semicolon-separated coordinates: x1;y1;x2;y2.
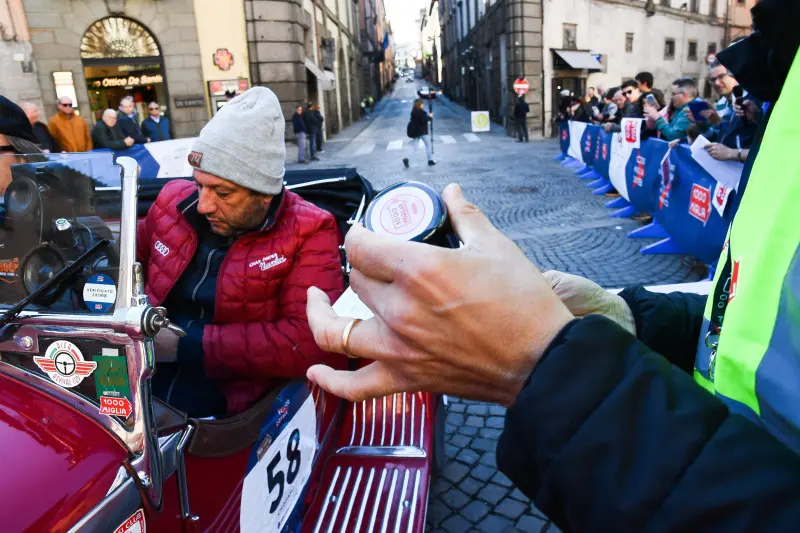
0;372;127;532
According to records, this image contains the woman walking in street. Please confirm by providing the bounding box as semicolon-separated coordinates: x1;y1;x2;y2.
404;99;436;168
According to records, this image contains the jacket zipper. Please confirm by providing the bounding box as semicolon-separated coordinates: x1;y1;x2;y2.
166;247;217;401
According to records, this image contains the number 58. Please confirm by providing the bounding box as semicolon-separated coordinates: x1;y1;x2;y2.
266;429;303;513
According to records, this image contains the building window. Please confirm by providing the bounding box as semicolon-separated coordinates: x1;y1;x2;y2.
664;38;675;60
625;33;634;53
563;23;577;50
688;40;698;61
707;42;717;59
660;0;670;6
710;0;718;16
690;0;699;12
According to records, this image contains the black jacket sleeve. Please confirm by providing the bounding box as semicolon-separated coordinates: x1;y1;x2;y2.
618;287;706;372
91;123;128;150
497;316;800;533
118;115;148;143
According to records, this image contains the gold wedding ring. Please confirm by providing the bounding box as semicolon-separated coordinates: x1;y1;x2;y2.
342;318;362;359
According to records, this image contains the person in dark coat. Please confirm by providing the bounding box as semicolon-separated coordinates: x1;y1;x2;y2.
91;109;134;150
291;105;308;164
140;101;171;142
302;1;800;530
313;104;325;153
403;99;434;168
117;96;148;144
513;96;530;142
302;103;320;161
20;102;59;152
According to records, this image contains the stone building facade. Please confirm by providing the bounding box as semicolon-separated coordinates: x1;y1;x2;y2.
20;0;208;138
2;0;374;141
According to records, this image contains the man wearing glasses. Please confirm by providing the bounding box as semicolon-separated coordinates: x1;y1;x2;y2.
47;96;92;152
141;101;171;142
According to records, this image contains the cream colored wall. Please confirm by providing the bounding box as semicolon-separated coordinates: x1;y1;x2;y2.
193;0;250;83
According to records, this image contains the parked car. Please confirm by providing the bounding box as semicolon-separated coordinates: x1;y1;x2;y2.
0;152;446;532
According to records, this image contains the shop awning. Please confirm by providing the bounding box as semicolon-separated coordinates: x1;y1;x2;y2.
552;50;603;71
304;58;336;91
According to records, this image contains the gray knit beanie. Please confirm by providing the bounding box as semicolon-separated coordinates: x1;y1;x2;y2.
189;87;286;195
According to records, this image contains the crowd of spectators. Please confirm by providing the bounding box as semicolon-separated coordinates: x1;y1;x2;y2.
0;95;170;154
558;65;764;163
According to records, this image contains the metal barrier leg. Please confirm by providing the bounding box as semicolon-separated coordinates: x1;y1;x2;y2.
640;237;684;255
580;170;601;180
628;222;669;239
555;153;568;161
605;197;630;209
592;183;615;195
611;205;638;218
574;166;592;175
586;177;606;188
560;157;575;166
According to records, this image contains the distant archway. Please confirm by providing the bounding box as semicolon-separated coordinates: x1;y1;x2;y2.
79;17;170;133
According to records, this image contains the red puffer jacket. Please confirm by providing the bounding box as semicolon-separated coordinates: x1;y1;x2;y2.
137;180;345;415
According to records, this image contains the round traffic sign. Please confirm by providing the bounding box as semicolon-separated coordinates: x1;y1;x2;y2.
513;78;530;95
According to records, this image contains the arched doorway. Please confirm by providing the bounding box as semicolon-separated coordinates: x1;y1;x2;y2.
80;17;170;131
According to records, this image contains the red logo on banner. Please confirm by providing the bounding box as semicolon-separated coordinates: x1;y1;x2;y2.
688;184;711;224
584;135;592;153
730;259;741;301
100;396;133;418
602;143;608;160
561;129;568;141
632;154;645;188
715;185;727;206
624;121;639;144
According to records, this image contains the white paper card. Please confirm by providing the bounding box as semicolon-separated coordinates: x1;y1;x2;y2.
689;135;744;190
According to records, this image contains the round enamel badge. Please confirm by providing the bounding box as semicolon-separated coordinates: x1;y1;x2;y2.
34;340;97;389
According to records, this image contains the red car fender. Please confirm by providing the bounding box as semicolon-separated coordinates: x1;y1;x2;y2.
0;373;128;533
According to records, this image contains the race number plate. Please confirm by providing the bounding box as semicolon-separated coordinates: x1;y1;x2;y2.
240;384;317;533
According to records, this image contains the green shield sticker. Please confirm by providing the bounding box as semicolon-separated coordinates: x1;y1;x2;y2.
92;354;131;401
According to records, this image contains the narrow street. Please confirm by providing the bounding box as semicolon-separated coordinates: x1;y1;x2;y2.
292;81;704;533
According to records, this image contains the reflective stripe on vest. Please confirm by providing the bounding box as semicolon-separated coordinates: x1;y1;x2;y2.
694;50;800;453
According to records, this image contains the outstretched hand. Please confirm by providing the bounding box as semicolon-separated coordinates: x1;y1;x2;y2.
306;184;573;405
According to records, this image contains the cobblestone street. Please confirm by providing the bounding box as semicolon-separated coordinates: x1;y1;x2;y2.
293;81;704;532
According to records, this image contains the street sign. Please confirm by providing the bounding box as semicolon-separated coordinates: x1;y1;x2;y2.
471;111;490;133
513;78;530;96
707;53;717;65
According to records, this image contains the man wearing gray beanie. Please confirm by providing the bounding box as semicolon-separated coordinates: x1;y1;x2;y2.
136;87;346;417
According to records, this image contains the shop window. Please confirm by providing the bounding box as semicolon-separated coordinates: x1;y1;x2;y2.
80;17;160;59
625;33;634;53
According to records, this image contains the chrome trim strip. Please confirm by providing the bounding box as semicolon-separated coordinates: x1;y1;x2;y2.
410;395;416;447
366;468;388;533
360;399;366;446
400;393;406;446
379;469;399;533
391;394;397;445
335;446;427;458
287;176;348;189
115;156;137;309
420;404;425;449
350;402;357;446
406;470;422;533
314;466;341;533
176;425;196;520
354;468;376;533
381;396;387;446
326;467;351;533
369;398;376;446
393;470;411;533
339;467;364;533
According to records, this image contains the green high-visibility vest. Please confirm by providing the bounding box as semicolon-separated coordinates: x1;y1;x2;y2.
693;51;800;452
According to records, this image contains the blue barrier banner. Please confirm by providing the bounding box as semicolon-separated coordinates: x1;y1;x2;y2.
625;139;669;214
592;129;612;180
558;122;570;154
653;146;728;264
580;124;598;167
97;138;197;180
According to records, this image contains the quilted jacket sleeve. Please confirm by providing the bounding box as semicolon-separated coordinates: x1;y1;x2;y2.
203;211;346;380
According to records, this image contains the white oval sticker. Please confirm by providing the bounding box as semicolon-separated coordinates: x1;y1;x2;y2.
368;185;436;241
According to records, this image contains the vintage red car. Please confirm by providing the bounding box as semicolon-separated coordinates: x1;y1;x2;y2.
0;153;445;533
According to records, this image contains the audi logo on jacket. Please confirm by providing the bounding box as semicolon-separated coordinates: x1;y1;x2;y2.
137;180;346;415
